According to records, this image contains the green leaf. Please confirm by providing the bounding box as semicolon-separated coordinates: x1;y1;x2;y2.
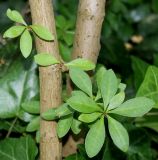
71;90;87;97
6;8;27;25
42;103;72;120
20;29;32;58
21;101;40;114
109;97;154;117
26;116;40;132
65;58;95;71
71;118;82;134
78;112;102;123
57;115;73;138
34;53;60;66
67;94;103;113
101;69;118;108
137;66;158;108
85;117;105;157
69;67;92;97
63;32;74;46
30;25;54;41
107;116;129;152
3;26;26;38
0;136;38;160
118;83;126;91
108;92;125;110
56;15;67;29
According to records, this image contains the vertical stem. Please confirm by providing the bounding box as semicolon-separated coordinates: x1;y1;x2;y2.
29;0;62;160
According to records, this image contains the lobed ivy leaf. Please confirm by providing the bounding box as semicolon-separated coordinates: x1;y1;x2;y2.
6;9;27;25
71;118;82;135
67;93;103;113
30;25;54;41
108;97;155;117
57;115;73;138
34;53;60;66
85;116;105;157
3;26;26;38
26;116;40;132
107;116;129;152
69;67;93;97
65;58;95;71
21;101;40;114
20;29;32;58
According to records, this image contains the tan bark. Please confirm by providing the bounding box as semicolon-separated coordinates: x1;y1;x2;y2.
29;0;62;160
63;0;106;157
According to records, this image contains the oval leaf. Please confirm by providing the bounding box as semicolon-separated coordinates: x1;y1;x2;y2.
85;117;105;157
20;29;32;58
67;93;103;113
26;116;40;132
30;25;54;41
69;67;92;97
65;58;95;71
109;97;155;117
107;116;129;152
3;26;25;38
34;53;60;66
71;118;82;135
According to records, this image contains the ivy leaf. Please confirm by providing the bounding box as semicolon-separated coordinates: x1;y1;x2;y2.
57;115;73;138
65;58;95;71
6;9;27;25
3;26;26;38
21;101;40;114
108;92;125;110
78;112;102;123
0;136;38;160
67;94;103;113
26;116;40;132
34;53;60;66
85;117;105;157
71;118;82;135
107;116;129;152
69;67;93;97
30;25;54;41
101;69;118;108
108;97;154;117
20;30;32;58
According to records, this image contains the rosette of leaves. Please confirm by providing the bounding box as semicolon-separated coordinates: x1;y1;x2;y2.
42;66;154;158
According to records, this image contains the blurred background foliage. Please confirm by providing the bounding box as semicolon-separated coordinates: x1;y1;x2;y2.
0;0;158;159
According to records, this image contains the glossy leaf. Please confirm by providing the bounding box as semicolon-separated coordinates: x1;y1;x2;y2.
20;30;32;58
26;116;40;132
107;116;129;152
109;97;154;117
67;94;103;113
71;118;82;134
34;53;60;66
65;58;95;71
57;115;73;138
85;117;105;157
69;67;92;97
30;25;54;41
101;69;118;108
3;26;25;38
78;112;102;123
21;101;40;114
6;8;27;25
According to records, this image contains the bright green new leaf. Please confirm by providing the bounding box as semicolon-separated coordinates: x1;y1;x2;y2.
57;115;73;138
65;58;95;71
34;53;60;66
71;118;82;134
20;29;32;58
101;69;118;108
109;97;154;117
67;94;103;113
3;26;25;38
85;117;105;157
78;112;102;123
26;116;40;132
108;92;125;110
6;9;27;25
107;116;129;152
30;25;54;41
21;101;40;114
69;67;93;97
